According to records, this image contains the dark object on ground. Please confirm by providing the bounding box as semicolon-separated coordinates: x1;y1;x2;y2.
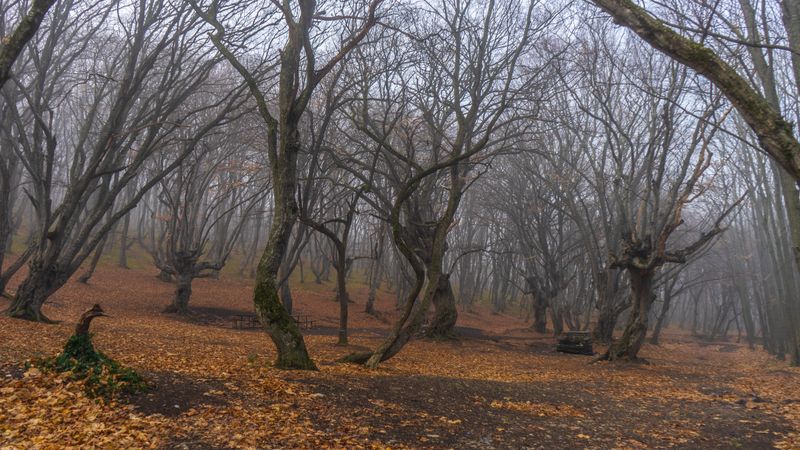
556;331;594;355
35;304;145;398
232;313;314;330
74;303;108;336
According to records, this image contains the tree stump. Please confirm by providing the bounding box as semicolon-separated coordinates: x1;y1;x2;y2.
38;303;145;397
75;304;108;337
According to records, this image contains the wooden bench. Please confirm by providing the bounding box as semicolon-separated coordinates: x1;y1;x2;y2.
232;314;259;329
556;330;593;355
292;314;314;331
232;313;314;330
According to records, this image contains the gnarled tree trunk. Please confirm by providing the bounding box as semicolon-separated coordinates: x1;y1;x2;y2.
164;272;193;314
426;273;457;339
6;262;66;322
607;269;655;361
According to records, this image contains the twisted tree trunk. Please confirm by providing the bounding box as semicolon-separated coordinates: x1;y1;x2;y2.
607;269;655;361
426;274;457;339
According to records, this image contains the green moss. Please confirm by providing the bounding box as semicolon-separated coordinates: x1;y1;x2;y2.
34;334;146;399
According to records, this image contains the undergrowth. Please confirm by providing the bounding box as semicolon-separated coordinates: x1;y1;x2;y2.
34;333;146;399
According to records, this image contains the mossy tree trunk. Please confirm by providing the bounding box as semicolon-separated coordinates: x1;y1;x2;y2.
589;0;800;181
196;0;380;370
0;0;57;89
253;133;316;370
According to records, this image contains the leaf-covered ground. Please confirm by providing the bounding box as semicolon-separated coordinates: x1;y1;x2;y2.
1;266;799;449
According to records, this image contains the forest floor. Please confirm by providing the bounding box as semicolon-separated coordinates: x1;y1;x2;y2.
1;265;799;449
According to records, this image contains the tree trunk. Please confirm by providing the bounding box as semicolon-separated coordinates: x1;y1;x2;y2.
589;0;800;181
335;252;349;345
156;268;173;282
0;247;31;297
252;144;316;370
592;270;624;343
277;256;293;314
164;272;193;314
118;211;130;269
551;304;564;336
279;280;293;314
78;235;109;284
532;296;548;333
365;255;383;315
6;263;65;322
593;306;617;343
649;290;673;345
607;269;655;361
426;273;458;339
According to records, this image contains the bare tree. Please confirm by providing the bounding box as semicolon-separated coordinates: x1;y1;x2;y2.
153;130;264;314
5;0;242;321
564;39;743;361
189;0;382;369
341;0;545;366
